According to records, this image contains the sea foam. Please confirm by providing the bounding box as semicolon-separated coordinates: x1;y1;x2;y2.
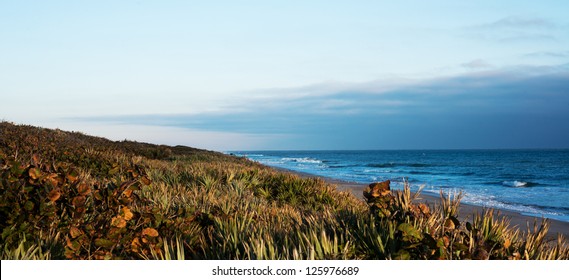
502;181;537;188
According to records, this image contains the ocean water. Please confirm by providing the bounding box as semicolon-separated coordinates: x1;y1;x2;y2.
231;150;569;222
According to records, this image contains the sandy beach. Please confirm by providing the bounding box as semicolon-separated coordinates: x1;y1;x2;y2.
276;168;569;240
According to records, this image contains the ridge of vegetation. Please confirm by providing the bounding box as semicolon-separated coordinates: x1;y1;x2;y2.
1;121;567;259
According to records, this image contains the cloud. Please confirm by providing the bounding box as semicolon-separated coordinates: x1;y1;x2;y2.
481;16;556;30
461;59;493;70
464;16;561;43
72;64;569;149
522;51;569;58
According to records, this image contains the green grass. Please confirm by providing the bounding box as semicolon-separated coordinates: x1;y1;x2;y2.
1;121;567;260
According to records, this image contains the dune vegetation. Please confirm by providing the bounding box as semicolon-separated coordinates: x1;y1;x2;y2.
1;121;567;260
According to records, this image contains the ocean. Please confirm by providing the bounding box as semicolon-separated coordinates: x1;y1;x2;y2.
231;150;569;222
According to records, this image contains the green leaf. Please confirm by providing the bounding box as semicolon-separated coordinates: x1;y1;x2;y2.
94;238;115;249
108;165;120;175
10;162;24;176
395;249;411;260
453;242;469;252
24;201;34;211
398;223;422;241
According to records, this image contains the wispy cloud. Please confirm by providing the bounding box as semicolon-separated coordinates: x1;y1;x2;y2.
72;64;569;149
464;16;561;43
461;59;494;70
522;51;569;58
479;16;557;30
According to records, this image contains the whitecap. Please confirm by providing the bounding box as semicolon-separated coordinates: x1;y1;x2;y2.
245;154;265;157
282;157;323;164
502;181;528;188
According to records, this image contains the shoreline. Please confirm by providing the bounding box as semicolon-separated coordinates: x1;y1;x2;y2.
273;167;569;239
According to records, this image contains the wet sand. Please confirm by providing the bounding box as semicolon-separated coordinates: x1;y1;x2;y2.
275;167;569;239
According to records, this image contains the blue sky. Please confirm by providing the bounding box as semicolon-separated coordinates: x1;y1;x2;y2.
1;1;568;150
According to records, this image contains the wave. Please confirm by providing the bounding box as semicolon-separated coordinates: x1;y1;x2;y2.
363;169;394;173
502;180;540;188
328;164;359;169
366;162;433;168
230;153;264;157
409;170;435;175
462;195;559;216
480;180;542;188
245;154;265;157
513;202;569;213
282;157;323;164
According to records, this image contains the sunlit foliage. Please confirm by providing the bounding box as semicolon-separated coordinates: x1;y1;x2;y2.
1;122;567;259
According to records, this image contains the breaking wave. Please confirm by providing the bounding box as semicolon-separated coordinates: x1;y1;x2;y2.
282;157;323;164
502;180;540;188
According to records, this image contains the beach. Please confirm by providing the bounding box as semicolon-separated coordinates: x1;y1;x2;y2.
276;167;569;239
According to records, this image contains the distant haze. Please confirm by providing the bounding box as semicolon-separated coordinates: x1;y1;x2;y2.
2;1;568;150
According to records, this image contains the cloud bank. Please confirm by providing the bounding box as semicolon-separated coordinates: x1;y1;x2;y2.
74;64;569;150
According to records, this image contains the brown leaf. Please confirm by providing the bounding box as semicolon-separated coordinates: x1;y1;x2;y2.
69;227;83;239
418;203;430;215
46;173;63;187
363;180;391;199
48;189;61;202
140;175;151;185
31;154;40;166
121;207;134;221
122;188;133;198
93;190;103;201
504;238;511;249
111;216;127;228
131;237;141;252
443;236;450;247
142;227;159;237
127;169;139;178
66;237;73;249
66;169;79;183
119;180;136;190
66;237;80;251
444;217;460;230
76;184;91;196
28;167;41;180
444;218;456;230
72;196;86;207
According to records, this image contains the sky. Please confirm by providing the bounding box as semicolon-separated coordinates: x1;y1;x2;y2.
1;0;569;150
